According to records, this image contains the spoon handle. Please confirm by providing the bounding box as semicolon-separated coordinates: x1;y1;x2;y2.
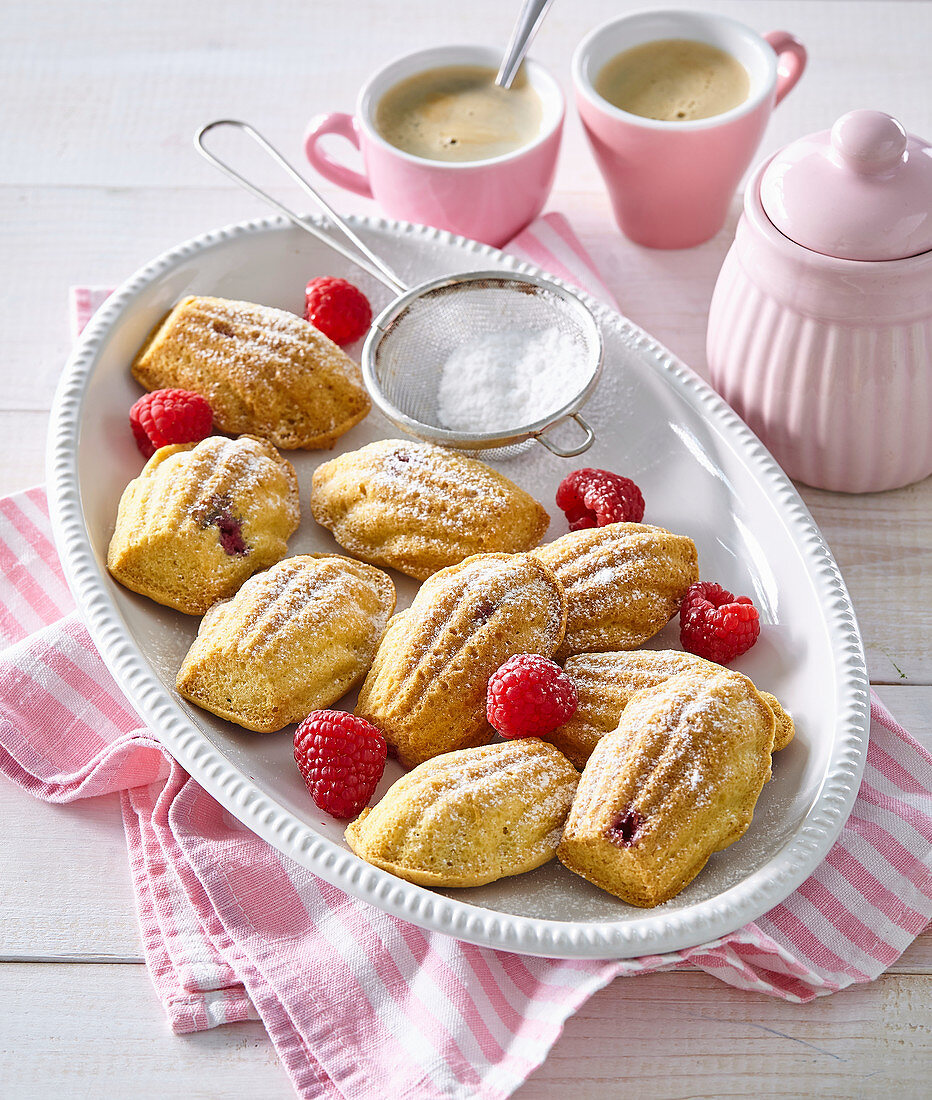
495;0;555;89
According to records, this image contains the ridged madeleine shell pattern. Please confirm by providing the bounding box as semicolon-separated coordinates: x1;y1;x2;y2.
107;434;300;615
356;553;567;768
547;650;794;767
310;438;550;579
132;295;371;450
176;554;395;732
558;667;775;907
345;739;579;887
533;523;698;659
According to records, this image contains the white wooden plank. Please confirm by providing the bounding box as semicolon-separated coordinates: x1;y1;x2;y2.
5;1;932;194
1;962;931;1099
515;969;932;1098
0;963;291;1099
799;480;932;685
0;412;47;496
0;786;141;960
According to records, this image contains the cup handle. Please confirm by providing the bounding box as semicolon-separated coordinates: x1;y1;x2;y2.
764;31;808;106
304;112;373;198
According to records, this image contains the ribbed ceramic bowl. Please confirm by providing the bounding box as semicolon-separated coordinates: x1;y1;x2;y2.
47;214;869;958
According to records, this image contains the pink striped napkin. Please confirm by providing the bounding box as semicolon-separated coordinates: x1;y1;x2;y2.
3;214;931;1099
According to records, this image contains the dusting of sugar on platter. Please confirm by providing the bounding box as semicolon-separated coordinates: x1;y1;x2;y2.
47;215;869;958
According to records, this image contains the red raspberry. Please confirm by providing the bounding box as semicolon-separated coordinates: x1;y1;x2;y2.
679;581;761;665
293;710;387;820
304;276;372;345
556;468;645;530
487;654;578;740
129;389;213;459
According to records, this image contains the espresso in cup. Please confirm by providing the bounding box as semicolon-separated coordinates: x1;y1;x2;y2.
305;44;564;245
595;38;750;122
374;64;543;162
573;12;806;247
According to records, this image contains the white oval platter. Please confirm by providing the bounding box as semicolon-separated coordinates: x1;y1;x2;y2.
47;214;869;959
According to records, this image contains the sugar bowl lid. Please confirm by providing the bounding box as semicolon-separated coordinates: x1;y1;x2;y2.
760;109;932;260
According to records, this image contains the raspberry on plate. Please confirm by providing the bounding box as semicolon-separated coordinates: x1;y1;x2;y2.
129;388;213;459
487;654;578;740
555;467;645;530
679;581;761;665
304;276;372;345
294;710;387;820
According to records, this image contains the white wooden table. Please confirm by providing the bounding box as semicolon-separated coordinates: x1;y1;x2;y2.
2;1;931;1095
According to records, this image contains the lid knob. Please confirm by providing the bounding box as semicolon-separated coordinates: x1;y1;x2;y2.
760;109;932;260
831;110;907;174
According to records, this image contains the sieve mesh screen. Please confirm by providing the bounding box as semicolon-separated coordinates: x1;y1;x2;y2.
368;275;600;437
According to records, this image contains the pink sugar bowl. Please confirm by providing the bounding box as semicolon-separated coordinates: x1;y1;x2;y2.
707;109;932;493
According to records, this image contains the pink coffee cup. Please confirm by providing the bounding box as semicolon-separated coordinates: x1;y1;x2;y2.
572;9;806;249
304;45;564;248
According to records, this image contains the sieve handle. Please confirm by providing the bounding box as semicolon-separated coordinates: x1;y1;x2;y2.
194;119;409;294
534;413;595;458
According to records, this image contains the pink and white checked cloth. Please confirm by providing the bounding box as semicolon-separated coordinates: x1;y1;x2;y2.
3;214;932;1099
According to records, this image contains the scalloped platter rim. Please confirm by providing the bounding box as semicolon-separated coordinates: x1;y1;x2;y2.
47;213;870;959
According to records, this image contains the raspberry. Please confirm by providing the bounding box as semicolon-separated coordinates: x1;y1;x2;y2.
487;654;578;740
679;581;761;665
129;389;213;459
555;468;645;530
304;276;372;345
605;809;644;849
198;498;248;556
293;710;387;820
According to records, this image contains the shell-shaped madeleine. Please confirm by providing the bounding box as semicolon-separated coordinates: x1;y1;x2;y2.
107;435;300;615
557;667;775;907
131;295;370;449
546;650;794;767
532;523;699;659
345;739;579;887
355;553;566;768
310;439;551;580
176;554;395;732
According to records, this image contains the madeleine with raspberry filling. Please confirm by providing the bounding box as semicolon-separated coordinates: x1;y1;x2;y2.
176;555;395;732
355;553;566;768
346;739;579;888
532;522;698;659
131;295;370;449
311;438;550;581
107;435;299;615
558;666;775;907
545;650;794;768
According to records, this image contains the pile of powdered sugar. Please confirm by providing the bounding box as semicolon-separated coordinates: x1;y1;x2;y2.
436;327;582;433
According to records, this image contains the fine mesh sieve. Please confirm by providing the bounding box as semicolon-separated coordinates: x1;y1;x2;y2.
195;120;603;457
362;270;601;456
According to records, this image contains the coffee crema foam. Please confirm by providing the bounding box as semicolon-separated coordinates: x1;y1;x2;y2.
374;64;543;162
595;38;750;122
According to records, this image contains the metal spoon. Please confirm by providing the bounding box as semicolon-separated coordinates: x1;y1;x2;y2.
495;0;556;88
